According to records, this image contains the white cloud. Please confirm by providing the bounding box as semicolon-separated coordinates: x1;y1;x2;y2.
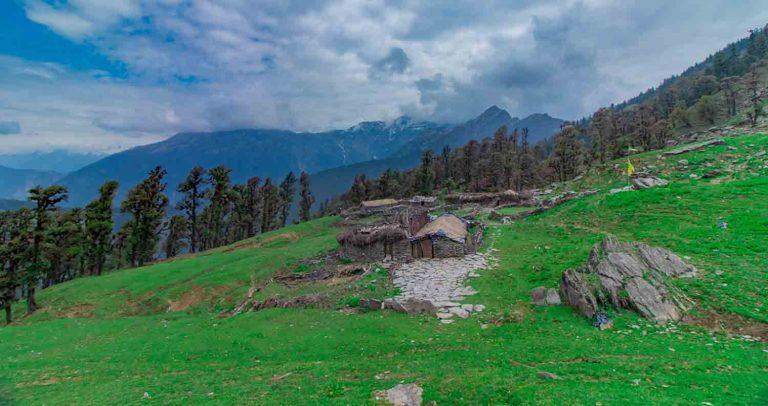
5;0;768;153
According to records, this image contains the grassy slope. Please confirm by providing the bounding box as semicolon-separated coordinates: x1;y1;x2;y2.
1;135;767;405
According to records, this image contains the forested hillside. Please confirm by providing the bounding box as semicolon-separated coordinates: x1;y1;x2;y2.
325;25;768;211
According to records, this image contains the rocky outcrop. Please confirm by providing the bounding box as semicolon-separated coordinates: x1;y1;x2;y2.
663;138;725;156
631;174;669;190
559;236;696;323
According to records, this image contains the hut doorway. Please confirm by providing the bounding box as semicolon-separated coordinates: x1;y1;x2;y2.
412;239;433;259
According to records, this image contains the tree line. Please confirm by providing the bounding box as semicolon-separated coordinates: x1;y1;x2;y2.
325;24;768;211
0;166;315;323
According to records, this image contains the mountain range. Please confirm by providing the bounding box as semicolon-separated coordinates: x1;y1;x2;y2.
1;106;564;207
0;165;62;200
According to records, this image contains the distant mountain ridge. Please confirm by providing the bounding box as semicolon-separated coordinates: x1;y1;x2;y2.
51;106;563;207
0;165;62;200
0;150;105;173
307;107;565;209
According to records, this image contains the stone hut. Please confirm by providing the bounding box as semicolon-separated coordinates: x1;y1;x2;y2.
403;195;437;208
337;224;412;262
410;214;469;258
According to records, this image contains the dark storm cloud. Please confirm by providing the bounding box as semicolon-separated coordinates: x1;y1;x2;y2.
370;47;411;79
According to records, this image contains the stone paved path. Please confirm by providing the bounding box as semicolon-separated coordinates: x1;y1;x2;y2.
385;253;489;323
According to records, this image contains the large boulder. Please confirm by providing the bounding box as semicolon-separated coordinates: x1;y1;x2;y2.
560;236;696;323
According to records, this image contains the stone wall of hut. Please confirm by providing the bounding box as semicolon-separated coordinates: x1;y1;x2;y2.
340;241;386;262
432;238;467;258
340;239;413;262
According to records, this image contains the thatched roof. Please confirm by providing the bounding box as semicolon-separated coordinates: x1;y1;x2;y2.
337;224;408;246
412;214;468;243
361;198;399;208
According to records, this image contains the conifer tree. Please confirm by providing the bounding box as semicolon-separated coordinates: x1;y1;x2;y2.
298;172;315;222
417;150;436;194
164;215;188;259
26;185;68;313
203;165;232;248
176;166;207;253
278;171;297;227
0;209;31;323
260;178;279;233
120;166;168;267
84;180;118;276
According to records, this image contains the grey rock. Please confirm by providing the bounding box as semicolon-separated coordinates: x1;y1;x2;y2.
532;287;561;306
559;269;599;318
360;298;383;310
631;175;669;190
531;286;547;305
559;235;695;323
664;138;725;156
545;288;561;305
377;383;423;406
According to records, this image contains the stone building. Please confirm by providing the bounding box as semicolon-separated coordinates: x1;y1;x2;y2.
410;214;469;258
337;224;412;262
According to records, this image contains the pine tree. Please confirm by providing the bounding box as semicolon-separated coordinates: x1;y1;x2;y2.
202;165;232;248
549;126;583;182
26;185;68;313
176;166;207;253
0;209;31;323
245;176;262;236
120;166;168;267
417;150;436;194
260;178;279;233
278;171;297;227
84;180;118;276
298;172;315;222
164;215;188;259
46;208;84;285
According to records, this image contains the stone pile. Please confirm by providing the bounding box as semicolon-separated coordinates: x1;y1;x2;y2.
559;235;697;323
382;254;488;323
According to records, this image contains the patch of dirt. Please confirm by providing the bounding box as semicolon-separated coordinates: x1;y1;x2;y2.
274;264;367;285
683;309;768;341
167;285;230;312
251;294;327;311
223;232;300;252
15;376;82;388
56;304;95;319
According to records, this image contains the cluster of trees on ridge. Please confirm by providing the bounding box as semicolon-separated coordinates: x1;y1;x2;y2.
0;166;315;323
322;25;768;209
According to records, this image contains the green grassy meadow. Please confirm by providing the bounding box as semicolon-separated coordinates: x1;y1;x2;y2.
1;134;767;405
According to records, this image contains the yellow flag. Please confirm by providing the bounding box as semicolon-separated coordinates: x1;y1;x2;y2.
626;159;635;176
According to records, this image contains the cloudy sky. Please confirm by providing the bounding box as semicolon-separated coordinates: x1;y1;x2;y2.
1;0;767;154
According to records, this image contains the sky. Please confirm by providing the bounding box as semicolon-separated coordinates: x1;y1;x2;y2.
1;0;767;154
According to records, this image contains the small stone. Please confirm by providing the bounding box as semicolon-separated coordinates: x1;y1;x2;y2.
440;319;454;324
449;307;470;318
461;304;474;312
376;383;423;406
545;288;561;305
536;371;560;380
474;305;485;312
531;286;547;305
436;312;453;319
